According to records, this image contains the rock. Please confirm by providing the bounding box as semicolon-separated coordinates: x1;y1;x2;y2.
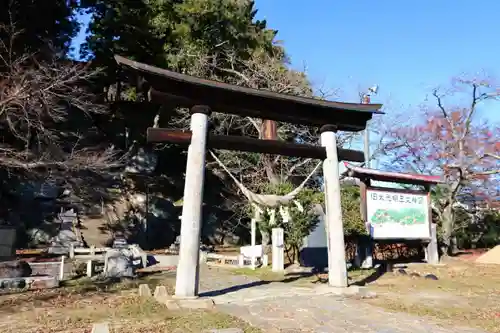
138;284;152;297
285;263;313;274
424;274;438;280
359;290;377;299
104;249;135;278
27;228;51;245
395;268;407;275
153;285;169;300
0;260;32;278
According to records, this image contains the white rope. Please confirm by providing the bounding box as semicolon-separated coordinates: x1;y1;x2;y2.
209;150;321;208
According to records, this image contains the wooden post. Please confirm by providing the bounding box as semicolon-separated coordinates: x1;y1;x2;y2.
359;179;373;269
174;105;211;298
262;119;277;140
320;125;348;288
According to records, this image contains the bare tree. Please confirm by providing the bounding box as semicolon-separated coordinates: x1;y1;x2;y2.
0;23;124;193
381;76;500;255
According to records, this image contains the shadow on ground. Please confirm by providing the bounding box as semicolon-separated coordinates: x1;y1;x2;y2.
200;280;272;297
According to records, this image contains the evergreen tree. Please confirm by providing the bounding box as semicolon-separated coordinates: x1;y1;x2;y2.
0;0;79;61
80;0;280;73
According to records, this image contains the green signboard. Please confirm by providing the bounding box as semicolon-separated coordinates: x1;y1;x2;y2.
366;189;430;239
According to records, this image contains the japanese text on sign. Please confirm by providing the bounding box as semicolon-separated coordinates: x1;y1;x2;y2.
370;192;423;205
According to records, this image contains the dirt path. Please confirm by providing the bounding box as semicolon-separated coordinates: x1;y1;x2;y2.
199;266;488;333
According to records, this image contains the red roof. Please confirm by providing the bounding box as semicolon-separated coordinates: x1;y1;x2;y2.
344;163;443;186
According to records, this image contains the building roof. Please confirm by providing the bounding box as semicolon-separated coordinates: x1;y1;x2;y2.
114;55;383;131
344;162;443;186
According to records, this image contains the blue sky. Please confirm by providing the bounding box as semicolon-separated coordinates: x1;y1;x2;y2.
72;0;500;122
252;0;500;121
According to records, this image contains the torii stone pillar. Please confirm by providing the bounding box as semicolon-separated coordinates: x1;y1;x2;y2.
320;125;348;288
174;105;211;298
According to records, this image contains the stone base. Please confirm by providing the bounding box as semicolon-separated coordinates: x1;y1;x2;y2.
171;294;199;300
138;284;215;310
158;296;215;310
315;285;377;298
163;299;181;310
177;298;215;309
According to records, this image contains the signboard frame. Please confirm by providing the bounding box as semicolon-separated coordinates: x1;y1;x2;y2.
365;186;432;241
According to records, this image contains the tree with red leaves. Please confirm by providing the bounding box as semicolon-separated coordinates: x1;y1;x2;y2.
382;78;500;255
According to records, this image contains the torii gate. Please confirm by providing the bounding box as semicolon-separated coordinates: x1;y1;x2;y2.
114;55;383;298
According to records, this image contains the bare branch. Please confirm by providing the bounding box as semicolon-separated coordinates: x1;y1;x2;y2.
0;23;122;180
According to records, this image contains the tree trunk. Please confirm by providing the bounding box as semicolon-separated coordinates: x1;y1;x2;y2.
441;204;454;256
260;227;271;254
293;245;300;264
451;236;459;253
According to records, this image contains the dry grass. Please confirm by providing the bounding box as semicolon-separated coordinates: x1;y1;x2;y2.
0;276;260;333
230;259;500;331
230;267;288;281
363;259;500;332
230;265;376;287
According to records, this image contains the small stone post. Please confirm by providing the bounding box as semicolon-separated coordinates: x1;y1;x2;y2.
237;254;244;267
59;255;65;281
271;228;284;272
86;260;93;277
320;125;348;288
91;323;110;333
362;239;374;269
175;105;210;298
250;217;257;270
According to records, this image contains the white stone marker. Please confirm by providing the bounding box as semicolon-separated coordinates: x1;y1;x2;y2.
320;125;348;288
272;228;284;272
250;217;257;270
175;106;210;298
91;323;110;333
